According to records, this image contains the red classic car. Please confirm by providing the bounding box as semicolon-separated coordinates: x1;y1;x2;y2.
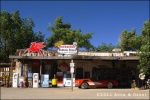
75;78;118;89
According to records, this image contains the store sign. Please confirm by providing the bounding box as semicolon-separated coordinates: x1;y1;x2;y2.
21;50;57;57
57;45;77;55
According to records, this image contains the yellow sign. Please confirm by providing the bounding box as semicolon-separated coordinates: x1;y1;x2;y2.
54;40;64;47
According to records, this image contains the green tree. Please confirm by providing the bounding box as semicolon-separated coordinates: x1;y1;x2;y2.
119;29;142;51
96;42;115;52
0;10;45;62
33;31;45;42
46;16;94;50
138;19;150;75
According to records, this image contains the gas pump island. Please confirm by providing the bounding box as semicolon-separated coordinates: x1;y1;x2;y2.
11;42;77;88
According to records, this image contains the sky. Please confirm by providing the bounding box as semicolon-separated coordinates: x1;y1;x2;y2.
1;1;149;47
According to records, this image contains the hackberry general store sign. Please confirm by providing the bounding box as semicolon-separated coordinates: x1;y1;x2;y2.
16;42;58;57
57;45;77;55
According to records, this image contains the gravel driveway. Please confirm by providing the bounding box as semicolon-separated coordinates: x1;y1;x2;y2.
1;87;149;99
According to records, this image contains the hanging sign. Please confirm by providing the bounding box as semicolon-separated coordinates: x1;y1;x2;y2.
57;45;77;55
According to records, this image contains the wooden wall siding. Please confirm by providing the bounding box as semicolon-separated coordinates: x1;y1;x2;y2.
91;67;131;80
14;59;138;80
73;60;138;79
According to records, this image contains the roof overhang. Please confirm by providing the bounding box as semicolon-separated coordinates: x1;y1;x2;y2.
9;55;139;60
9;55;72;60
100;56;139;60
0;63;11;67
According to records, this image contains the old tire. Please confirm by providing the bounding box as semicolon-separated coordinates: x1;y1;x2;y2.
107;82;113;88
81;82;89;89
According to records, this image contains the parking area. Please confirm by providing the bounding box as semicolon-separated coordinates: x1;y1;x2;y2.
1;87;149;99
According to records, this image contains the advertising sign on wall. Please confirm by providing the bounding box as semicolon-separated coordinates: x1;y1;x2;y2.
57;45;77;55
63;74;75;86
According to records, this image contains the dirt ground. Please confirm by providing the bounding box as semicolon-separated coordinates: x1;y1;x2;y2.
1;87;149;100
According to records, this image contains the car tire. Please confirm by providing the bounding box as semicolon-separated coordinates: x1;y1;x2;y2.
81;82;89;89
107;82;113;88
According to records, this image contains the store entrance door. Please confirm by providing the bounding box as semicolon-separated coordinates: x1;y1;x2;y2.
32;61;40;74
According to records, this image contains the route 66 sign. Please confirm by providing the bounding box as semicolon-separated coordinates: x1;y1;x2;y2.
139;72;145;80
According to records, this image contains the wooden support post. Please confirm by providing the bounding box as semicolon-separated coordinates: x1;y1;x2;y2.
40;60;42;87
7;59;13;88
4;67;6;87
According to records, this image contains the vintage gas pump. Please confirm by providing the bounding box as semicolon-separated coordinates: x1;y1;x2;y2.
41;74;49;88
33;73;39;88
12;73;19;88
28;72;33;88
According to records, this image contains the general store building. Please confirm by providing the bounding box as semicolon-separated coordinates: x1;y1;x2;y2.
8;47;140;88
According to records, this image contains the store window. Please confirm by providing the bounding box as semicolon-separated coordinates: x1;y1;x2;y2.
84;71;90;78
32;61;40;74
76;67;83;79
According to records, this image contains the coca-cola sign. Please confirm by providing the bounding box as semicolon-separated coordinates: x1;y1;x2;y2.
57;45;77;55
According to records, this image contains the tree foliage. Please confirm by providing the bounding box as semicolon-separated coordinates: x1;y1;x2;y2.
46;16;94;50
96;42;115;52
33;31;45;42
0;10;45;62
119;29;142;51
138;19;150;75
118;19;150;75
